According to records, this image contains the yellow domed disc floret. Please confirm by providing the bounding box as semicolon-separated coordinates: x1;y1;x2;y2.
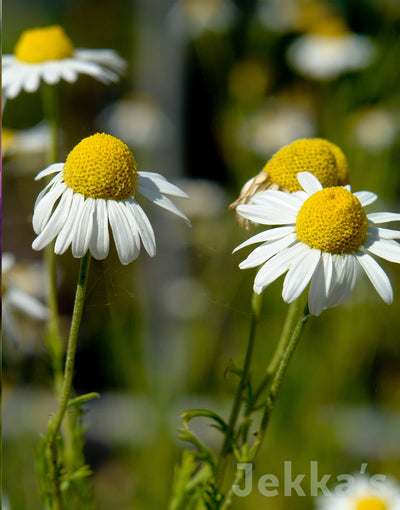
296;187;368;254
14;25;74;63
356;497;388;510
263;138;343;192
63;133;138;201
323;139;350;185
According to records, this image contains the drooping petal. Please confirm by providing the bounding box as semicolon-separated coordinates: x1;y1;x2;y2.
251;189;304;213
54;193;85;255
138;172;189;198
137;183;191;225
71;198;95;258
356;251;393;304
32;180;67;234
253;242;308;294
325;253;357;309
282;247;321;303
233;226;296;253
125;199;156;257
32;187;73;250
107;201;138;264
89;199;110;260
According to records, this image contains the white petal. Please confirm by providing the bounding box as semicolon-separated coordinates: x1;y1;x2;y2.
107;201;138;264
138;172;189;198
297;172;323;195
35;163;64;181
89;199;110;260
32;180;67;234
356;251;393;304
368;226;400;240
125;199;156;257
42;63;63;84
253;242;307;294
233;226;296;253
282;247;321;303
236;203;297;226
23;68;42;93
354;190;378;207
60;65;78;83
72;198;95;258
7;287;47;320
367;212;400;224
74;48;127;73
137;184;191;225
66;59;119;83
364;237;400;263
239;233;297;269
325;254;357;309
32;187;73;251
54;193;85;255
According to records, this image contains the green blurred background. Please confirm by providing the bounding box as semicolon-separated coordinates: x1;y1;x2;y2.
2;0;400;508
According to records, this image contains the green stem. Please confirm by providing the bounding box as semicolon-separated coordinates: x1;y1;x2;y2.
215;292;262;490
250;297;305;410
41;82;64;395
250;303;310;460
46;253;91;509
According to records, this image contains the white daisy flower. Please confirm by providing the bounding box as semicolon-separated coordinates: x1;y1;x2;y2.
286;18;375;80
316;474;400;510
31;132;190;265
2;25;126;100
234;171;400;316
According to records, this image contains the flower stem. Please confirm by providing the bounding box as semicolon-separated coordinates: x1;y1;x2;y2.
215;292;262;490
250;297;305;410
46;252;91;509
41;82;64;395
250;303;310;460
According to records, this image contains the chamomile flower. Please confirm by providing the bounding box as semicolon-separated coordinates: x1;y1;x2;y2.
230;138;349;227
32;133;190;265
316;474;400;510
286;17;375;81
234;172;400;316
2;25;126;100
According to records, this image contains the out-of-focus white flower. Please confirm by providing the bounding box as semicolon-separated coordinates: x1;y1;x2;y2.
2;25;126;101
316;474;400;510
178;178;226;219
2;123;50;160
287;18;376;80
97;94;173;150
2;253;47;346
168;0;237;38
237;101;317;158
351;107;399;153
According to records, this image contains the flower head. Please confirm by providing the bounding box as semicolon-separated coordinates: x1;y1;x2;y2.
234;172;400;316
2;25;126;100
230;138;349;227
316;474;400;510
32;133;190;264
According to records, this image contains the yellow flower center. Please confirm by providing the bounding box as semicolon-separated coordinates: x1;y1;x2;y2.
296;187;368;254
324;139;350;185
63;133;138;200
14;25;74;63
263;138;343;192
356;496;388;510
